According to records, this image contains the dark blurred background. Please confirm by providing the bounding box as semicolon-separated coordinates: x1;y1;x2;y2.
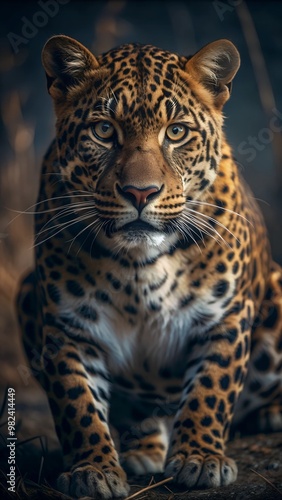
0;0;281;390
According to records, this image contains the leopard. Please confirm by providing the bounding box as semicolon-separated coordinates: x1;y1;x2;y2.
16;35;282;499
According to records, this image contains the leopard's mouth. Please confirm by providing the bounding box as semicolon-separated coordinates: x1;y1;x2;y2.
105;218;180;239
121;220;158;233
100;217;182;251
118;220;161;244
105;219;161;237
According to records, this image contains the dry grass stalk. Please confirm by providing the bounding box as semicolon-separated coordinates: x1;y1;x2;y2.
250;468;282;496
125;476;174;500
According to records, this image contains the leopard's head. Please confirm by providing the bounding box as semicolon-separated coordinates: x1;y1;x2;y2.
42;35;240;255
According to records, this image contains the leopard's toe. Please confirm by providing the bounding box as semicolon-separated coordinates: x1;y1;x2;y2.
57;463;130;499
165;453;237;488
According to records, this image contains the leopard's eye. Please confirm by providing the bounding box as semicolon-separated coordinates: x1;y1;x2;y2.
166;123;189;142
92;121;116;142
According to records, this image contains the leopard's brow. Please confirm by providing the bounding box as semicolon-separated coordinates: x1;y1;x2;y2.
92;97;115;117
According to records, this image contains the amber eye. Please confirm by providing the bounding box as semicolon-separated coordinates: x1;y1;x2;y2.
166;123;189;142
92;121;116;142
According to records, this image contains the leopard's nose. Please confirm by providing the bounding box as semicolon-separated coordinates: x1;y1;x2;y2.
117;184;162;212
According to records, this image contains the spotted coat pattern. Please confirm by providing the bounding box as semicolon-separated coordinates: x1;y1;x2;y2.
17;36;282;498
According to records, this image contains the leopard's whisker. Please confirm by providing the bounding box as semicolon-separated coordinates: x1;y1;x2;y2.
68;214;105;255
34;209;96;244
110;87;119;105
88;219;115;259
187;199;253;226
181;213;230;249
171;219;203;254
34;204;97;239
6;192;95;224
32;212;97;249
183;207;240;245
180;213;225;246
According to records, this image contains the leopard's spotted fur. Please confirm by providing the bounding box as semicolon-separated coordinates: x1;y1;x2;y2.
17;36;282;498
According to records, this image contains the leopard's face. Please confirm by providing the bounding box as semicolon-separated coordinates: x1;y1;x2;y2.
45;38;239;253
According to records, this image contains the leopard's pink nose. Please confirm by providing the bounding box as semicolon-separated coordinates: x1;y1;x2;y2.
118;184;161;211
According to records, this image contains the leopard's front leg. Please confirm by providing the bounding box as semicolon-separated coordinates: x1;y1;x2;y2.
40;327;129;499
165;304;253;489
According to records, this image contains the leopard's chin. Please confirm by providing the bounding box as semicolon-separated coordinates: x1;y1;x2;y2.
101;219;164;249
113;230;167;251
97;217;182;255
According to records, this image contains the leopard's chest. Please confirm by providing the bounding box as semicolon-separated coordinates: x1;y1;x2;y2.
56;255;235;379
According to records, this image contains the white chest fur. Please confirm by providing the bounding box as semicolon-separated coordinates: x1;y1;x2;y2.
58;253;235;374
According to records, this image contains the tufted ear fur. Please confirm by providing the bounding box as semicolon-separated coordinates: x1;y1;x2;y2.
185;39;240;107
42;35;100;100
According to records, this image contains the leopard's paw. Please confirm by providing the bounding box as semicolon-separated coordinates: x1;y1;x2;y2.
257;404;282;433
57;463;130;499
165;453;237;488
120;448;165;475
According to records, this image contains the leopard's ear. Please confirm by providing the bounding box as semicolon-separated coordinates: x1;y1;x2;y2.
42;35;99;99
185;39;240;107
